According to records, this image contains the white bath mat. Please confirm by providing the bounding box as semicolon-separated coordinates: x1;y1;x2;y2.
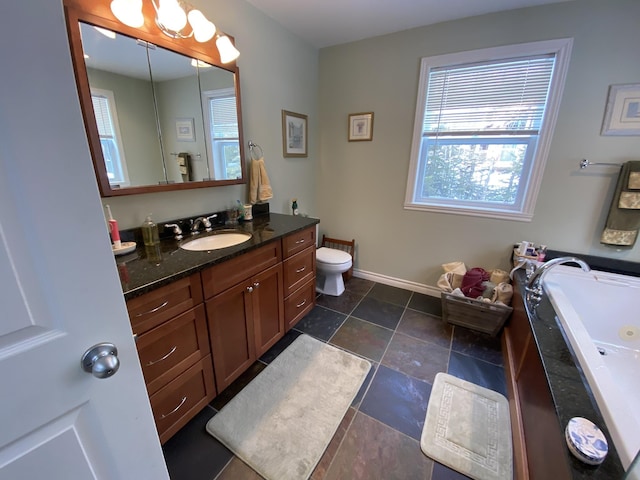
421;373;512;480
206;334;371;480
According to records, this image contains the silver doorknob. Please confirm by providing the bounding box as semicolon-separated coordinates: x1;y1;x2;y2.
81;343;120;379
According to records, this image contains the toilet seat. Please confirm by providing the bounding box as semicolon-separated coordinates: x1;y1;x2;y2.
316;247;351;266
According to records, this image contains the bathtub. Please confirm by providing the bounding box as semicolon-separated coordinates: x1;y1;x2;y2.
542;265;640;470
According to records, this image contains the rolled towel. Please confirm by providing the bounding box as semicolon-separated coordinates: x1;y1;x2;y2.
482;281;496;299
442;261;466;275
461;267;490;298
490;269;510;285
492;282;513;305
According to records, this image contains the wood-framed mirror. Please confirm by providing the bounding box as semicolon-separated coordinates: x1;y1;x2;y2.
63;0;246;196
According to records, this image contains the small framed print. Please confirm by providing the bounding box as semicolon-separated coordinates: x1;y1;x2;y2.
348;112;374;141
175;118;195;142
282;110;308;157
601;84;640;136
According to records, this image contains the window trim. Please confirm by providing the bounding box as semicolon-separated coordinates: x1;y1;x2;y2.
404;38;573;222
90;87;130;187
201;87;239;180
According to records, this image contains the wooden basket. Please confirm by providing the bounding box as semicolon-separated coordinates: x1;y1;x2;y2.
441;292;513;336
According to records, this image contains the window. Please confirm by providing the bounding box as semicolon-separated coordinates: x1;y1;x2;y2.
202;88;240;180
90;88;129;186
405;39;573;221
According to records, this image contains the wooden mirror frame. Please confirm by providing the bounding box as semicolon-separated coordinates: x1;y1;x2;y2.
63;0;246;196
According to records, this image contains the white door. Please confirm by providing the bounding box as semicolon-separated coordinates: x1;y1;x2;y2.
0;1;169;478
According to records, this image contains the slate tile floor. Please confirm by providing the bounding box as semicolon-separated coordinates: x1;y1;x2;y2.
162;278;507;480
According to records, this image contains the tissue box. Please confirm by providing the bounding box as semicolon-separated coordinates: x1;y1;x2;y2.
441;292;513;336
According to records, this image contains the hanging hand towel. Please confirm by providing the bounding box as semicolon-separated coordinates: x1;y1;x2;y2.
249;156;273;204
601;161;640;248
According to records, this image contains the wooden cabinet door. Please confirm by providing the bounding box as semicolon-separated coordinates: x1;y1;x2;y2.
206;282;256;392
252;263;285;358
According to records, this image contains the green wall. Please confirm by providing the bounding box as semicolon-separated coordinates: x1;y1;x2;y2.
317;0;640;290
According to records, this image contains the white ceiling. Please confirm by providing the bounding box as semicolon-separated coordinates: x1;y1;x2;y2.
243;0;574;48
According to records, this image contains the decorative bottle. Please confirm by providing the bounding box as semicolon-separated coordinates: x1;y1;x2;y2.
292;198;299;216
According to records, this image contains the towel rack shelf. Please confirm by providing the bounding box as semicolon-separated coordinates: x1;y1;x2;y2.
579;159;622;169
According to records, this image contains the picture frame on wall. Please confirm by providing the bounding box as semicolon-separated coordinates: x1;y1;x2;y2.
175;118;196;142
348;112;374;141
601;84;640;136
282;110;308;157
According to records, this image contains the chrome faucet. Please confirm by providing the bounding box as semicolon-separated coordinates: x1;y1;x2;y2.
526;256;590;307
190;214;217;234
164;223;183;240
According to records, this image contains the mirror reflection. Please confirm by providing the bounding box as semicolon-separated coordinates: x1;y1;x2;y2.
79;22;242;191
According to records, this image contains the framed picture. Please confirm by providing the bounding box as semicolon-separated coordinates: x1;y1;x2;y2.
601;84;640;136
348;112;374;141
175;118;195;141
282;110;307;157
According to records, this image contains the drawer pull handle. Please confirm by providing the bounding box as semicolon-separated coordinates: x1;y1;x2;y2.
295;239;305;244
295;266;306;273
253;282;260;288
146;346;177;366
161;396;187;419
247;286;254;293
296;299;307;308
135;300;169;317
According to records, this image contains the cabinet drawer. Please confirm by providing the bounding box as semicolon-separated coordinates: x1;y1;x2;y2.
202;241;282;298
283;247;316;297
282;226;316;258
150;356;215;444
127;273;203;334
136;304;209;396
285;278;316;330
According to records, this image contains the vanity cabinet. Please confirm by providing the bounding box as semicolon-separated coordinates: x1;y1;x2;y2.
124;222;318;441
502;281;572;480
126;273;216;444
282;226;316;330
202;241;285;392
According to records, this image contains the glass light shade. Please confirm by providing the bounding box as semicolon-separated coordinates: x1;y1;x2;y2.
156;0;187;32
216;35;240;64
110;0;144;28
94;27;116;39
190;59;212;68
187;10;215;43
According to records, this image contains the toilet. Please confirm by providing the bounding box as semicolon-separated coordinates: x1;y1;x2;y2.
315;247;353;296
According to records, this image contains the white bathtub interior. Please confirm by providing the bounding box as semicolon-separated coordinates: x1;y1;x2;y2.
542;265;640;471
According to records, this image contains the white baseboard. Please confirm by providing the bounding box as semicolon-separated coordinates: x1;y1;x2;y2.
352;268;441;298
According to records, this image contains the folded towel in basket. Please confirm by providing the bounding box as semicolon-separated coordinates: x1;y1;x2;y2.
601;161;640;248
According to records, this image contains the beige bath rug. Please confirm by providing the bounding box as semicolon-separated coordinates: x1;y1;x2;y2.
421;373;512;480
206;334;371;480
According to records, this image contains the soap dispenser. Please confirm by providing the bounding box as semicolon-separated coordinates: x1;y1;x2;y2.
141;215;160;247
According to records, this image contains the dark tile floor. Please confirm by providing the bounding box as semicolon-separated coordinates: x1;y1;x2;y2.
162;278;507;480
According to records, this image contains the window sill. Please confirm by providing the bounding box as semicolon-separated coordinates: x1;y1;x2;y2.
403;202;533;222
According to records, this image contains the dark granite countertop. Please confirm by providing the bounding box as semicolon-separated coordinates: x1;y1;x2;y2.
513;248;639;478
114;213;319;300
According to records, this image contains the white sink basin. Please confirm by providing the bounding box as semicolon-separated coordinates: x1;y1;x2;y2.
180;232;252;251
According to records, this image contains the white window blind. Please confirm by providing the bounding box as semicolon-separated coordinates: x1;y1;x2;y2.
424;55;555;137
91;94;115;138
209;96;238;139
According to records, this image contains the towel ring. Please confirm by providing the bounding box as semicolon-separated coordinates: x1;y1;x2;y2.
248;141;263;160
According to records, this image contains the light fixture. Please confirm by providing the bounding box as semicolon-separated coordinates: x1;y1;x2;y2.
94;26;116;39
190;59;212;68
109;0;238;63
216;34;240;64
110;0;144;28
155;0;187;35
187;9;215;43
